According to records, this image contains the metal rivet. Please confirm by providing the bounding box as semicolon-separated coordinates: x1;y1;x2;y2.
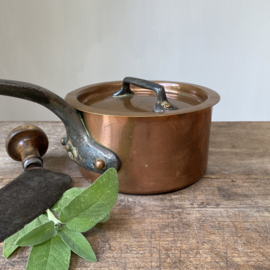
60;137;67;145
165;103;172;108
65;143;72;152
94;159;105;170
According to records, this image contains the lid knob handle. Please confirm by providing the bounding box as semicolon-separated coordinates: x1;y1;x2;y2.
113;77;178;112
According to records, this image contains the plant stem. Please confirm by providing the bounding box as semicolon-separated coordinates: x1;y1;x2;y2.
46;209;63;224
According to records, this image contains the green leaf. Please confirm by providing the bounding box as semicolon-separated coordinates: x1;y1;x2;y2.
60;168;118;232
99;213;110;223
57;225;97;262
26;235;70;270
16;221;55;246
3;214;49;258
51;187;85;214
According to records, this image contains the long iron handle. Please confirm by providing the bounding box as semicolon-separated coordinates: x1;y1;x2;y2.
0;80;120;173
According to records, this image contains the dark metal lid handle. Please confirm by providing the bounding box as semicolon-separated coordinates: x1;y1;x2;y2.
113;77;178;112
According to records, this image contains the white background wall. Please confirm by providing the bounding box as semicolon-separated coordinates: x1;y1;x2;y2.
0;0;269;121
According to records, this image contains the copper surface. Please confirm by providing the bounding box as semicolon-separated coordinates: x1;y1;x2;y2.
94;159;106;170
65;81;220;194
65;81;219;117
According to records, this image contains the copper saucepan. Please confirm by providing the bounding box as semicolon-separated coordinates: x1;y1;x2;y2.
65;77;220;194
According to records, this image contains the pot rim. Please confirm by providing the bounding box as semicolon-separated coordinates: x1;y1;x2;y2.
65;80;220;117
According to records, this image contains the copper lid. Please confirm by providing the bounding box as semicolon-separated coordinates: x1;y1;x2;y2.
65;80;220;117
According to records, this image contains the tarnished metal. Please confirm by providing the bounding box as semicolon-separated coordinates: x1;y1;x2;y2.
0;125;71;242
6;125;48;166
0;80;121;173
113;77;178;112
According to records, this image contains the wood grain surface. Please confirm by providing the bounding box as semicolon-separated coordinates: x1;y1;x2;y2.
1;121;270;270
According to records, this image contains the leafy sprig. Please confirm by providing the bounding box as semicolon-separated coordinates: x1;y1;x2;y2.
2;168;118;270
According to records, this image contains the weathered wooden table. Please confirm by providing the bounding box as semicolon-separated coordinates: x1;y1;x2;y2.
1;122;270;270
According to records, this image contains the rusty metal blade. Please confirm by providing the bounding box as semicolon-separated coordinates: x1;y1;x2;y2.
0;168;71;242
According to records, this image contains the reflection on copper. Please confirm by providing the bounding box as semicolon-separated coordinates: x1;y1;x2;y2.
80;108;212;194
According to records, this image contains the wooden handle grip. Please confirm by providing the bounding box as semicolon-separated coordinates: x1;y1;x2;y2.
5;125;48;167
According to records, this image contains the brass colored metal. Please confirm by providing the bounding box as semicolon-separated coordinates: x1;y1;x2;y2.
66;80;220;194
94;159;106;170
6;125;48;167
